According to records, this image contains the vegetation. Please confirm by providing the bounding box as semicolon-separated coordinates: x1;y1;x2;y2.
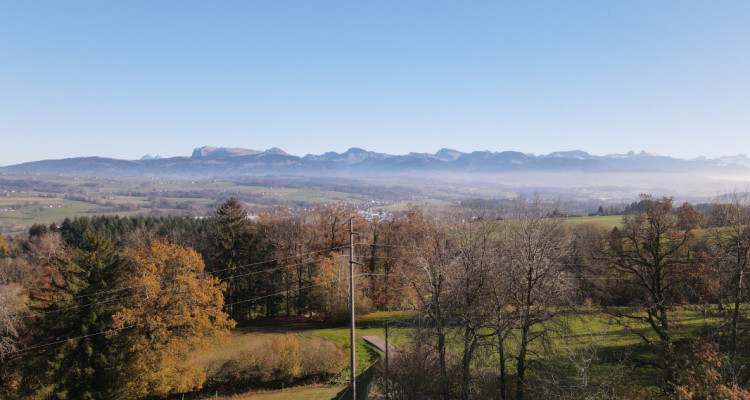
1;193;750;399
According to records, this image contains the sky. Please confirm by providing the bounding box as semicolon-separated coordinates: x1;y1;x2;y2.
1;1;749;166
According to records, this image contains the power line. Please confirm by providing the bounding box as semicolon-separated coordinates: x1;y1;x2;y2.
70;245;346;301
21;254;347;318
7;274;362;357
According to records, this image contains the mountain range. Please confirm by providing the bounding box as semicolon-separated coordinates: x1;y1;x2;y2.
1;146;749;178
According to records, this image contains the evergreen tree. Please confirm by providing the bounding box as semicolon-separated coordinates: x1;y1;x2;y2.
24;232;124;399
207;198;260;320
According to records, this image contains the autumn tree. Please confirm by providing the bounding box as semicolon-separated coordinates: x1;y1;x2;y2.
403;208;454;400
310;252;372;322
669;339;750;400
0;234;8;258
259;208;315;317
0;283;25;360
601;194;702;383
111;239;234;400
313;202;361;251
360;213;416;311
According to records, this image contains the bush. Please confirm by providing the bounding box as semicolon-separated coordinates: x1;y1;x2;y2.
206;333;345;391
384;342;461;400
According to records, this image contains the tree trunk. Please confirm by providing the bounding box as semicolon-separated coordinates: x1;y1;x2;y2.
498;332;507;400
729;269;743;384
516;325;529;400
461;327;477;400
438;331;449;400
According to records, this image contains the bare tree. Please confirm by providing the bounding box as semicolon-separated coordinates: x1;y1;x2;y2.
500;195;574;400
488;260;514;400
27;231;67;266
260;207;315;316
600;194;702;382
526;328;630;400
447;214;498;400
708;192;750;386
404;208;454;400
0;283;26;360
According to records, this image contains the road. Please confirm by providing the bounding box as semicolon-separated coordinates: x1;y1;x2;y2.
361;335;400;355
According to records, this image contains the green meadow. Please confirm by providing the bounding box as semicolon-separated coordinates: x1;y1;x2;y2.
185;307;730;399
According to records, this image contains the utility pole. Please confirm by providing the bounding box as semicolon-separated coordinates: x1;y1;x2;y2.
385;321;390;400
349;219;360;400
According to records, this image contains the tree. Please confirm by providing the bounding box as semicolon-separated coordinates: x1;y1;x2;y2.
362;214;413;310
0;283;25;360
23;232;124;400
313;202;360;251
601;195;702;383
404;208;453;400
500;196;574;400
708;193;750;386
310;252;372;322
669;339;750;400
111;239;234;400
0;234;8;258
448;215;497;400
207;198;258;320
259;208;315;317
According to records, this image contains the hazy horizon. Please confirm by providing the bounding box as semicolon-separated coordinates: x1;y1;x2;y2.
3;145;750;168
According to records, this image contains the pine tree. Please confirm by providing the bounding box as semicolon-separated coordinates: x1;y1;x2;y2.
207;198;259;320
25;232;124;399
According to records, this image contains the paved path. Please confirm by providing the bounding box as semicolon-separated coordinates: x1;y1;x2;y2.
361;335;400;355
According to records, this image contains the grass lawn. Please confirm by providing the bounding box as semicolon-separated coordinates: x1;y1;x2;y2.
187;311;413;400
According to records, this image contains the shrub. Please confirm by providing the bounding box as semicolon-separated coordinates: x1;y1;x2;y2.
207;333;345;391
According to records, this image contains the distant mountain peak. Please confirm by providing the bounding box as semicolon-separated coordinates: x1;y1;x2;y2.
192;146;262;158
263;147;288;155
544;150;592;160
434;148;465;161
4;146;750;179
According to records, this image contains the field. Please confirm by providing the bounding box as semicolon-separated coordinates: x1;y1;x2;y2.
182;307;730;399
0;174;391;235
0;173;637;236
187;312;413;400
564;214;622;229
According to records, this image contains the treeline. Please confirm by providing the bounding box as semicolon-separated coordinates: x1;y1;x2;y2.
1;194;750;399
382;194;750;400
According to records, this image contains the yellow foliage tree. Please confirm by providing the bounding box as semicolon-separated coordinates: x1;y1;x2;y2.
0;233;8;257
110;240;235;399
311;253;372;322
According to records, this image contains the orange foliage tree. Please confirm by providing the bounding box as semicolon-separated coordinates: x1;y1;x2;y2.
110;240;235;399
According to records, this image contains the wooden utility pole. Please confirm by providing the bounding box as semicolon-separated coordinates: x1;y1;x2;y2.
385;321;390;400
349;219;359;400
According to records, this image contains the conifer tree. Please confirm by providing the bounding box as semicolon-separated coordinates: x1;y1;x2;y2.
207;198;259;320
25;232;123;399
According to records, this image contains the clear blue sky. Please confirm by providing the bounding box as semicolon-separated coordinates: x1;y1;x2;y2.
1;1;749;166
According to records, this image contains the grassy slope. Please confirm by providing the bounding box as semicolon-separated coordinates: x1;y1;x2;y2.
189;312;413;400
186;305;733;399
